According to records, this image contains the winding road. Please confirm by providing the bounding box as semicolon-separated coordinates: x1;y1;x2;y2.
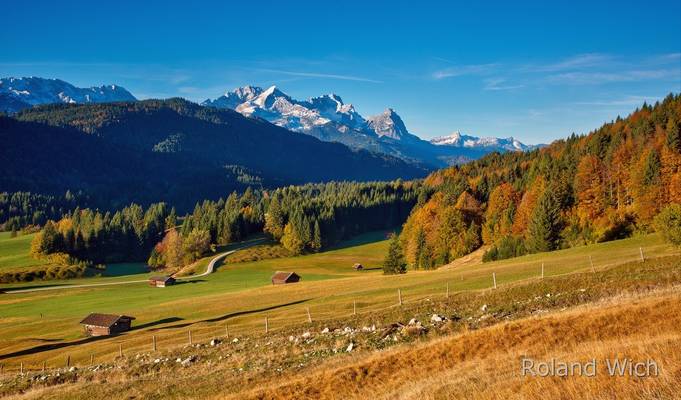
4;239;265;294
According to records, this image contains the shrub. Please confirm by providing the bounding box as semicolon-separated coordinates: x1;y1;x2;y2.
654;204;681;246
483;236;527;262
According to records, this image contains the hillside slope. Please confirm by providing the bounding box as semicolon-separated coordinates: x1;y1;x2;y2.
2;99;429;210
236;290;681;400
399;94;681;269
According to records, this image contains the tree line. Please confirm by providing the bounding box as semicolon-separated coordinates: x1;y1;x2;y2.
27;181;422;274
0;191;88;232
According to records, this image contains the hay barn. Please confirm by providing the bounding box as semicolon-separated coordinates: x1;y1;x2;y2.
271;271;301;285
80;313;135;336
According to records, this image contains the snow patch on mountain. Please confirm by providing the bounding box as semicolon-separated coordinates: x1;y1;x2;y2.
366;108;420;142
201;85;536;166
430;131;534;151
0;77;136;113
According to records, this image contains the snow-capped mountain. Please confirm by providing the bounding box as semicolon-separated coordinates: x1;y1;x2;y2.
366;108;420;142
0;77;136;113
202;85;534;167
430;131;534;151
204;85;368;135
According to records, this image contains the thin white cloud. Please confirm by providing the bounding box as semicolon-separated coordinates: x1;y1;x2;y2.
526;53;612;72
546;69;679;85
256;68;382;83
483;78;524;91
432;63;498;79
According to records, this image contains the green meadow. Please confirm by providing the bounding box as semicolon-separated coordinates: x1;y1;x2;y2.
0;231;678;368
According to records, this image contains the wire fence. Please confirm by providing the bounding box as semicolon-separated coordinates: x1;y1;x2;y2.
0;246;667;377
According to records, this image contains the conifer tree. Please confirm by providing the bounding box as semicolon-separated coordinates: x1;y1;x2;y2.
312;220;322;252
666;117;680;153
525;191;562;253
383;233;406;274
264;196;285;240
642;149;661;186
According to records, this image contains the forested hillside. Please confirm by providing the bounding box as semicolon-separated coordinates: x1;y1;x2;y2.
1;99;428;211
399;94;681;268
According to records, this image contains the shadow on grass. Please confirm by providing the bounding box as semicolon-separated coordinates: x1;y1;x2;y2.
132;317;184;331
147;298;312;332
0;316;187;360
0;334;117;360
173;279;206;285
324;230;391;252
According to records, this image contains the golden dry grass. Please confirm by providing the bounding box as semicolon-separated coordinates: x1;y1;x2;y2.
226;290;681;400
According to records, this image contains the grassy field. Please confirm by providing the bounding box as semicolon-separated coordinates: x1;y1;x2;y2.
1;244;680;398
0;232;677;373
0;232;46;271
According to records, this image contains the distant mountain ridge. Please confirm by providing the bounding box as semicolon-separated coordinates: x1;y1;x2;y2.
430;131;537;151
0;77;136;113
203;85;536;167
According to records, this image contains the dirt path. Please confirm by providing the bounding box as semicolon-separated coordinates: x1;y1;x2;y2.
4;239;264;294
439;245;489;270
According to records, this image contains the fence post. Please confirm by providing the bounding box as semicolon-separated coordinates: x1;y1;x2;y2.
353;300;356;315
188;330;192;345
493;272;497;289
265;317;269;333
42;361;46;373
152;335;157;351
90;354;94;365
398;289;402;305
541;262;544;279
20;362;23;375
225;326;229;338
306;307;312;323
589;256;595;273
66;355;70;368
446;283;449;299
639;247;645;263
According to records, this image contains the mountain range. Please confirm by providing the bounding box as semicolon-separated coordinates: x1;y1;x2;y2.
0;77;538;169
202;85;537;167
0;77;136;113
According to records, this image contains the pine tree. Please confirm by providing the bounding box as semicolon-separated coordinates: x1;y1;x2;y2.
312;220;322;252
383;233;406;274
413;227;427;269
666;117;681;153
525;192;562;253
642;149;661;186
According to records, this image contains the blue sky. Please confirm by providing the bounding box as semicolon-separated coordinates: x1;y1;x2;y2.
1;1;680;144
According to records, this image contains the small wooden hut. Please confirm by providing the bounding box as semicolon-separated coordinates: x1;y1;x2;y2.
80;313;135;336
271;271;301;285
149;276;176;287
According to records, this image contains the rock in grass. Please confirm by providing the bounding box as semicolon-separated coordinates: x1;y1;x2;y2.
430;314;446;323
